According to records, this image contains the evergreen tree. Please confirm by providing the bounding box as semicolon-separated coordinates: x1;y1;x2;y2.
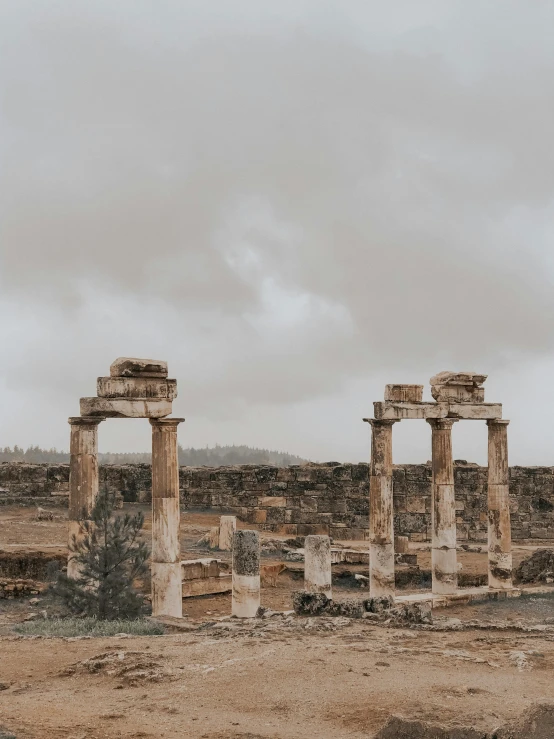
56;488;149;620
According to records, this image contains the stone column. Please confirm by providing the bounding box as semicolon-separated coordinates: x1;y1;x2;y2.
219;515;237;551
427;419;458;594
487;419;512;589
304;535;332;597
68;416;104;578
232;530;260;618
368;419;397;597
150;418;185;618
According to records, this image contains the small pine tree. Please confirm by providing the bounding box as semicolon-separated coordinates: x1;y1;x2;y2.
56;488;149;620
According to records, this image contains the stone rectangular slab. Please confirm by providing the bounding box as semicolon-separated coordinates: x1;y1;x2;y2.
181;558;223;581
80;397;172;418
384;385;423;402
446;403;501;420
372;401;501;420
372;402;446;420
97;377;177;400
110;357;168;378
182;574;232;598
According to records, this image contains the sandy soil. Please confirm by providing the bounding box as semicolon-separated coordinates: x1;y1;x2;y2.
1;505;554;738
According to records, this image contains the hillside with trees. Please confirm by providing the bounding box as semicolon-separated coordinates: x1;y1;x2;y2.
0;444;308;467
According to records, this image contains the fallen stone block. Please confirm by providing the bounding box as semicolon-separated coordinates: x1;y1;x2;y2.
496;702;554;738
79;398;172;418
375;714;486;739
110;357;168;378
97;377;177;400
384;385;423;403
514;549;554;584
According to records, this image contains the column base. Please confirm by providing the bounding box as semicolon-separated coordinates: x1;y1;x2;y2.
432;547;458;594
232;573;260;618
151;562;182;618
370;542;395;597
488;551;513;590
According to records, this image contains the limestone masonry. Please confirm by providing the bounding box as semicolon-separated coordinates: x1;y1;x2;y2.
2;460;554;542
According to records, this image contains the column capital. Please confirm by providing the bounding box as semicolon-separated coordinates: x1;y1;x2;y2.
487;419;510;426
363;418;399;427
68;416;105;426
149;417;185;428
426;418;458;430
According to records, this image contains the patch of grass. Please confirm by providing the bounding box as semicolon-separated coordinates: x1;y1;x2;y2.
13;617;165;638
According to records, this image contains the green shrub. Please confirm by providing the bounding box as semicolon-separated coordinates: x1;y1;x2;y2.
13;617;164;637
54;488;149;620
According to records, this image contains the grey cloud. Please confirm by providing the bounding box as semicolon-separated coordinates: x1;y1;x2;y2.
1;1;554;423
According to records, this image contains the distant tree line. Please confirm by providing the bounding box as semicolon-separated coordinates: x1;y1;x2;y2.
0;444;308;467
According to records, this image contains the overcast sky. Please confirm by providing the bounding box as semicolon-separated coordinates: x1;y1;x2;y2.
1;1;554;464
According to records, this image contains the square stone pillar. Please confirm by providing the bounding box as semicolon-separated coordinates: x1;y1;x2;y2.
487;419;512;589
150;418;185;618
427;418;458;594
367;419;397;598
304;535;332;597
67;416;104;578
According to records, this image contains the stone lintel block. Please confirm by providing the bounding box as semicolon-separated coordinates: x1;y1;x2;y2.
446;403;501;420
384;384;423;402
431;385;485;402
97;377;177;400
80;397;172;418
373;402;446;420
430;371;487;387
110;357;168;378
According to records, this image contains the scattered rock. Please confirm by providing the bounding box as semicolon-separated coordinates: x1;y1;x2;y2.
496;702;554;738
375;715;486;738
514;549;554;584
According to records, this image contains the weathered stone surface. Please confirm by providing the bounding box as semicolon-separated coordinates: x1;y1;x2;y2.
372;402;444;420
232;530;260;617
430;371;487;387
431;385;485;402
384;384;423;402
218;516;236;551
110;357;168;378
6;461;554;543
447;403;501;420
304;535;332;596
80;398;172;418
97;377;177;400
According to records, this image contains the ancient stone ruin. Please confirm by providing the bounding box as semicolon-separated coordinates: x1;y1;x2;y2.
68;357;184;618
364;371;512;601
66;362;516;619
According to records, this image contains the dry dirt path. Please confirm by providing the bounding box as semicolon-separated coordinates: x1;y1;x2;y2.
1;618;554;739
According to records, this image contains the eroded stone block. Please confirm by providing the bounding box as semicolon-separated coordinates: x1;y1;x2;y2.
430;371;487;387
384;385;423;403
97;377;177;400
431;385;485;402
110;357;168;378
372;402;446;420
446;403;501;420
80;397;172;418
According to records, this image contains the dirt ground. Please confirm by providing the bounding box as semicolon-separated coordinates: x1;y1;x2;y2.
1;505;554;738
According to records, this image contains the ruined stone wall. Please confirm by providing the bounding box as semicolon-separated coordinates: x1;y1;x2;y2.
1;462;554;542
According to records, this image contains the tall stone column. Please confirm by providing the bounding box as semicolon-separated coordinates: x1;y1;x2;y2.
368;419;397;597
487;419;512;589
427;419;458;594
232;530;260;618
150;418;185;618
67;416;104;578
